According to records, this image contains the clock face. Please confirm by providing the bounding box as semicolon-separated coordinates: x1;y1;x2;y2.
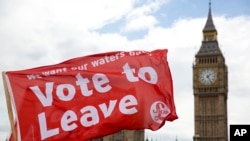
199;68;217;85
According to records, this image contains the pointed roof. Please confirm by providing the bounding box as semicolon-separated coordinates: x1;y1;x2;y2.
203;1;216;32
196;1;222;56
196;41;222;56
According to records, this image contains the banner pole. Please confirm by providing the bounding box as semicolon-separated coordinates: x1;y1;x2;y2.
2;72;17;141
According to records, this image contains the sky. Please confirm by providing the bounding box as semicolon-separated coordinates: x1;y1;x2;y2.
0;0;250;140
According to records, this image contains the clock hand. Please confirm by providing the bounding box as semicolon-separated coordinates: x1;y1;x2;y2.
208;78;213;83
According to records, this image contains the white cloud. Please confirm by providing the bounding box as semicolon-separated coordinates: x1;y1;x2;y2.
2;0;135;30
123;15;158;31
1;0;250;141
122;0;169;32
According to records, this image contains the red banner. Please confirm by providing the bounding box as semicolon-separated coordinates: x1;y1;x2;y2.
4;49;177;141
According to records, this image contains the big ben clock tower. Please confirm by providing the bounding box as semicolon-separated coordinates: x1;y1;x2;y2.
193;2;228;141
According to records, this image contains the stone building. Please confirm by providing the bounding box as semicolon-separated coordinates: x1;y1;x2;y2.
193;2;228;141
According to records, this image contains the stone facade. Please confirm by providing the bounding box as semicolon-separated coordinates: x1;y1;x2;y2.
193;3;228;141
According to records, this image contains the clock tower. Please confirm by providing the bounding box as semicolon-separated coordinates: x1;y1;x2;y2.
193;2;228;141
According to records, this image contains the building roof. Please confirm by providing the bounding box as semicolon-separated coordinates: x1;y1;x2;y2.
203;2;216;32
196;41;222;56
196;2;223;57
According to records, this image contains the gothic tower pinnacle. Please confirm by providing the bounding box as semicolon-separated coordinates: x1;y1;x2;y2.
196;1;222;57
203;1;216;33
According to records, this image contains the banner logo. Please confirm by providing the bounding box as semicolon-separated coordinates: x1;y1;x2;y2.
150;101;170;123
